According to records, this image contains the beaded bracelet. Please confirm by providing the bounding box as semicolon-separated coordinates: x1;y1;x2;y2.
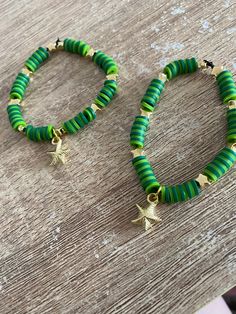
7;38;119;165
130;57;236;230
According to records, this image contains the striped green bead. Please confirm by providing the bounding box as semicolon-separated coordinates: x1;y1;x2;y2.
7;104;27;130
160;180;201;203
227;108;236;143
203;146;236;182
130;116;149;148
63;111;90;134
83;107;96;122
163;57;198;80
25;47;49;72
25;125;54;142
94;80;117;108
216;70;236;103
63;38;90;57
132;155;160;194
9;72;30;100
92;50;118;75
140;79;165;112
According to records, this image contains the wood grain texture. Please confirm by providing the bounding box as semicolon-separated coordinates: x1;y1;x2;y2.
0;0;236;313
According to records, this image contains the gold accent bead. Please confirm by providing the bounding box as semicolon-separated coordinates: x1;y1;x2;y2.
140;109;152;118
8;99;21;105
46;43;57;52
211;66;224;77
86;48;95;57
106;74;118;81
131;148;145;158
195;173;211;188
90;103;101;112
158;73;167;82
228;143;236;152
228;100;236;109
21;67;33;77
18;125;25;132
198;60;207;69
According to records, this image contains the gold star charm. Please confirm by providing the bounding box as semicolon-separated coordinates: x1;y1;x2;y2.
131;148;145;158
195;173;211;188
48;138;70;166
131;193;162;230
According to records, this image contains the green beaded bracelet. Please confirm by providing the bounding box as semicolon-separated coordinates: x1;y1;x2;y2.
130;58;236;230
7;38;119;165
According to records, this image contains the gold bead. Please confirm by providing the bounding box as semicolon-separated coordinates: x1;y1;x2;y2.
131;148;145;158
17;125;25;132
21;67;33;77
158;73;167;82
198;60;207;69
195;173;211;188
228;143;236;152
106;74;118;81
228;100;236;109
86;48;95;57
211;66;224;76
90;103;101;112
140;109;152;117
46;43;57;52
8;98;21;106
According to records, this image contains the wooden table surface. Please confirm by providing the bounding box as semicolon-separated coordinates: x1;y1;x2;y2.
0;0;235;313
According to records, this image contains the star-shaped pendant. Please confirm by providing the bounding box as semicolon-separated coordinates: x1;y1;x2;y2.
131;202;162;230
48;138;70;166
195;173;211;188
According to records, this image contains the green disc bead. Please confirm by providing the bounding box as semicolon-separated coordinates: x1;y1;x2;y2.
227;108;236;143
164;57;198;80
94;79;117;109
7;104;27;130
160;180;200;203
130;116;149;148
63;38;91;57
92;50;118;75
140;78;165;112
25;47;49;72
25;125;53;142
216;70;236;103
203;146;236;182
83;107;96;122
63;111;90;135
9;72;30;100
132;155;160;194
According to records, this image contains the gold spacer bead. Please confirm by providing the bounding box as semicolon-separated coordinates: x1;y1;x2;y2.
21;67;33;77
91;103;101;112
195;173;211;188
228;143;236;152
198;60;207;69
228;100;236;109
106;74;118;81
158;73;167;82
18;125;25;132
211;66;224;77
8;98;21;106
46;43;57;52
86;48;95;57
140;109;152;118
131;148;145;158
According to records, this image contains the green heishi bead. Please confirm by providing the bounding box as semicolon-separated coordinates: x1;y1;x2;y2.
94;79;117;108
216;70;236;103
25;125;53;142
7;104;27;130
132;155;160;194
227;108;236;143
130;116;149;148
163;57;198;80
63;38;90;57
63;111;91;135
203;146;236;182
9;72;30;100
92;50;118;75
160;180;201;203
25;47;49;72
140;78;165;112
